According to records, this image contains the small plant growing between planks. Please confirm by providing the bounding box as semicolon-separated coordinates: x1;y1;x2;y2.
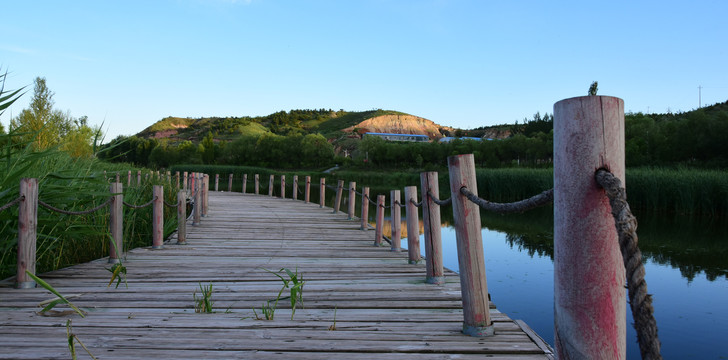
27;271;86;317
253;267;305;321
194;282;214;313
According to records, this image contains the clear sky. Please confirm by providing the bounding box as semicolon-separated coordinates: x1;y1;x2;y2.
2;0;727;141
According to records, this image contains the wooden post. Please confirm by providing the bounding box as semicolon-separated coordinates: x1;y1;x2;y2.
176;191;187;245
420;172;444;284
189;173;195;194
152;185;164;249
448;153;493;337
390;190;401;252
405;186;420;264
202;174;209;217
360;187;370;230
293;175;298;200
305;176;311;203
137;170;141;186
193;174;201;226
16;178;38;288
228;173;233;192
268;175;274;197
254;174;259;195
183;171;188;191
347;182;356;220
127;170;132;187
553;95;626;359
115;172;120;183
374;194;385;246
319;178;326;208
242;174;248;194
280;175;286;199
176;171;180;189
215;174;219;192
166;171;171;184
109;182;123;264
333;180;344;214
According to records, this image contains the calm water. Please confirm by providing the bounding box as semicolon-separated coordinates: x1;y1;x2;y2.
405;210;728;359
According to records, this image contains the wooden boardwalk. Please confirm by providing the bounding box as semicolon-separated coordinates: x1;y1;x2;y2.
0;192;553;359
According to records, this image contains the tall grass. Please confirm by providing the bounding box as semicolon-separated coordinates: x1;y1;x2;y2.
0;132;178;281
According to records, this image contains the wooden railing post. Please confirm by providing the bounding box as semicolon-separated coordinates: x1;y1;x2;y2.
193;174;201;226
420;172;444;284
404;186;420;264
176;191;187;245
189;172;195;194
127;170;132;187
16;178;38;288
390;190;401;252
109;182;123;264
280;175;286;199
228;173;233;192
360;187;370;230
347;182;356;220
268;175;274;197
175;171;180;189
319;178;326;208
553;95;626;359
183;171;188;191
215;174;219;192
115;172;120;183
333;180;344;214
152;185;164;249
305;176;311;203
448;153;493;337
242;174;248;194
202;174;209;217
374;194;385;246
254;174;260;195
137;170;141;186
293;175;298;201
167;171;171;184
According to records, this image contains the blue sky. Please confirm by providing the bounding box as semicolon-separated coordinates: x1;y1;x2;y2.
2;0;727;141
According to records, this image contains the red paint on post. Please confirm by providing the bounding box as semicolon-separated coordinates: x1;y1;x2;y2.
553;96;626;359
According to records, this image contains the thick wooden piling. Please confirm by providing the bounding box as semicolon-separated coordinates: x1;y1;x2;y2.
127;170;132;187
137;170;141;186
183;171;188;191
268;175;274;197
254;174;259;195
175;171;180;189
109;182;123;263
319;178;326;208
405;186;420;264
202;174;209;217
553;95;626;359
115;172;120;183
16;178;38;288
293;175;299;201
347;181;356;220
390;190;401;252
360;187;370;231
152;185;164;249
176;191;187;245
228;173;233;192
193;175;201;226
280;175;286;199
420;172;444;284
242;174;248;194
215;174;220;192
374;194;385;246
305;176;311;203
333;180;344;214
448;154;493;337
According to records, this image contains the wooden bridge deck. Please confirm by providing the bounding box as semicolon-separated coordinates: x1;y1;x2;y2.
0;192;553;359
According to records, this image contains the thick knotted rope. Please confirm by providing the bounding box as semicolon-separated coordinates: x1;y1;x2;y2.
0;196;24;213
164;199;180;208
460;187;553;214
596;169;662;360
123;197;157;209
427;191;452;206
38;197;114;215
410;199;422;207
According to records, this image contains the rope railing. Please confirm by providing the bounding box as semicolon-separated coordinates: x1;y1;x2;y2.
427;190;452;206
38;197;113;216
164;199;180;208
363;193;378;206
410;199;422;207
460;187;553;214
123;197;157;209
595;169;662;360
0;196;24;213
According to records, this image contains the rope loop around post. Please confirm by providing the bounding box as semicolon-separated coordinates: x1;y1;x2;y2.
595;169;662;360
427;190;452;206
38;197;114;215
410;198;422;207
0;195;24;213
460;187;553;214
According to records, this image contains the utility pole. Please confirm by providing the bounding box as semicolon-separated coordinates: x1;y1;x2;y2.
698;85;702;108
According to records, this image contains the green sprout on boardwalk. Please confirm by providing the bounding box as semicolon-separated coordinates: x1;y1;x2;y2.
27;271;86;318
194;282;214;313
254;267;305;320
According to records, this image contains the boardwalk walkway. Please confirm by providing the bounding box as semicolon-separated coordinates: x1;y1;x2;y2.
0;192;553;359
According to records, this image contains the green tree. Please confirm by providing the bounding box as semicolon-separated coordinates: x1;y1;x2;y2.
10;77;72;149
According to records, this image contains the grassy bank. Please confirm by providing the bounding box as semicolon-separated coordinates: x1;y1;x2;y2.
0;140;178;281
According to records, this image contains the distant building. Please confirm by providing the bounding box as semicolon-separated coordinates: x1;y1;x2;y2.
438;136;489;143
364;132;430;142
